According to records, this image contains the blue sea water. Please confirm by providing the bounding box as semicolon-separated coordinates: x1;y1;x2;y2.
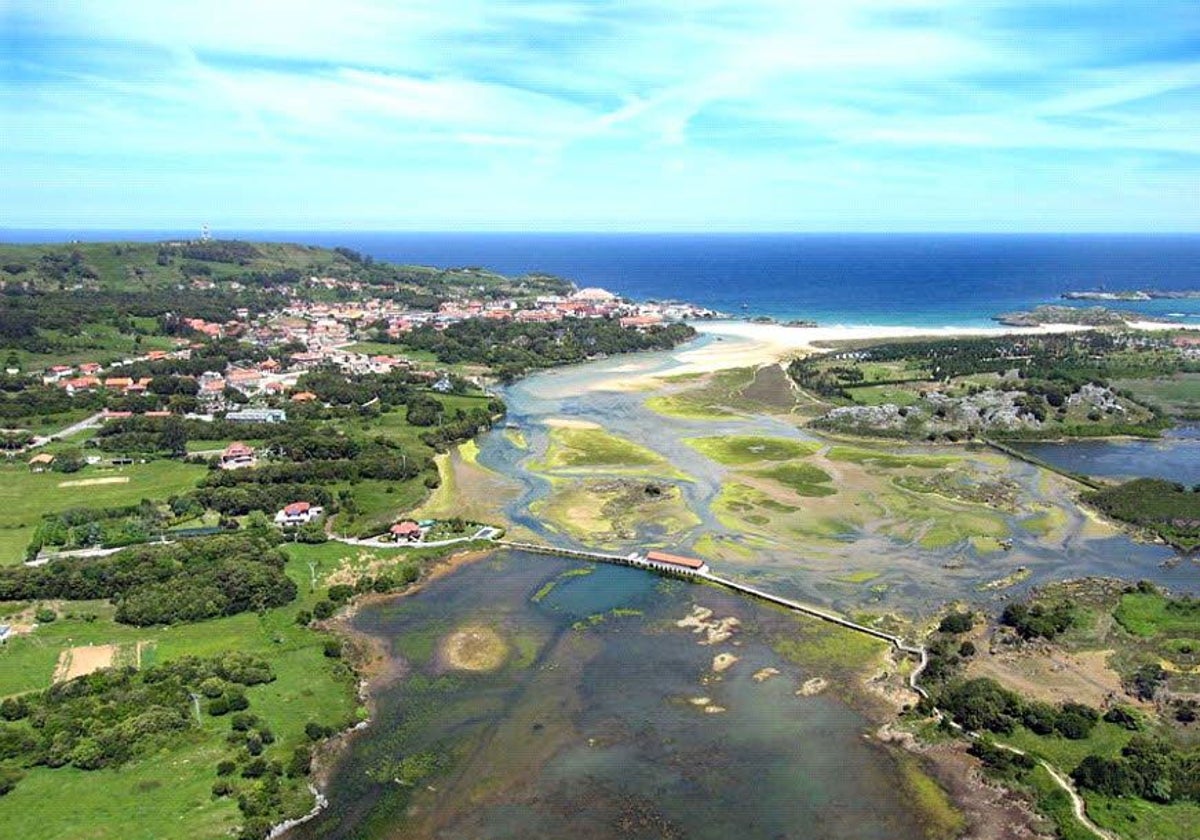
4;230;1199;327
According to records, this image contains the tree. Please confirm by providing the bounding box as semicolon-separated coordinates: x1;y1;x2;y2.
938;612;974;634
159;418;188;456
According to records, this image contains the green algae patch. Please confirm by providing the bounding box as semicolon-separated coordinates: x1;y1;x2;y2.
897;756;966;840
645;394;735;420
531;478;700;545
532;425;685;479
1020;505;1069;537
772;614;889;677
712;483;800;534
692;533;756;561
503;428;528;449
827;446;957;469
969;535;1007;554
837;570;882;584
530;566;595;603
685;435;820;465
757;463;836;497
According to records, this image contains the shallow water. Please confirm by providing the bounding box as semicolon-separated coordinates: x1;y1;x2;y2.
480;339;1192;610
1016;426;1200;485
292;552;931;840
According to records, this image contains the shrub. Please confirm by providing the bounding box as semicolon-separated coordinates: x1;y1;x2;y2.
35;607;57;623
938;612;974;634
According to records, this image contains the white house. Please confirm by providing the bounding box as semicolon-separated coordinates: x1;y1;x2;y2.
274;501;324;526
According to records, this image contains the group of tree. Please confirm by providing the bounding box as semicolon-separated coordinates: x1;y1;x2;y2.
999;600;1078;641
1082;478;1200;550
1072;736;1200;803
389;318;696;382
934;677;1101;740
0;533;296;625
0;654;274;790
27;501;170;557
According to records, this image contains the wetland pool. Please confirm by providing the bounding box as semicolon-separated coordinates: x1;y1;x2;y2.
290;551;934;840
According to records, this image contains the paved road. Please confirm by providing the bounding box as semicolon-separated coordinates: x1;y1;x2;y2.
26;411;107;449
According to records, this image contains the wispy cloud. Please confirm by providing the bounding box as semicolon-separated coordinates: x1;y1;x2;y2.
2;0;1197;229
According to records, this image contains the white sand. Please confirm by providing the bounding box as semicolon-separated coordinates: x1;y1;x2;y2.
542;417;602;430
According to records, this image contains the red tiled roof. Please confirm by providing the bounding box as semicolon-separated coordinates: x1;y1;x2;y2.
645;550;705;570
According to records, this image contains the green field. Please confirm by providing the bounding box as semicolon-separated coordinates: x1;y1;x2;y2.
0;460;208;565
683;435;820;466
0;540;455;840
1114;591;1200;638
1113;374;1200;417
846;384;922;407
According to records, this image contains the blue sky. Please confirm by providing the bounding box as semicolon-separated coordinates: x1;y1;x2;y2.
2;0;1198;231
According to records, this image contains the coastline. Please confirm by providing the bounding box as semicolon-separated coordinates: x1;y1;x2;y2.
275;545;498;839
586;316;1199;392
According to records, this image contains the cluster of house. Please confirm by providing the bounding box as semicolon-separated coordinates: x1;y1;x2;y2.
263;284;718;344
28;278;719;413
270;500;429;544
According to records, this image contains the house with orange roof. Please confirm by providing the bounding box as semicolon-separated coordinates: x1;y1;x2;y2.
220;441;256;469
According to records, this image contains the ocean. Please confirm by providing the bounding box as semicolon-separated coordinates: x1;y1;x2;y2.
4;231;1200;326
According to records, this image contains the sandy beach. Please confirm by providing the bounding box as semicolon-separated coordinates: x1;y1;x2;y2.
589;319;1100;391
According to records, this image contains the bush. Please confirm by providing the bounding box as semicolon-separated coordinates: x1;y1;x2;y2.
241;758;268;778
327;584;354;603
35;606;57;623
312;599;335;620
207;697;230;716
0;767;24;796
230;712;258;732
287;745;312;778
323;639;342;659
1103;706;1142;730
305;722;332;741
216;759;237;776
938;612;974;634
212;779;235;798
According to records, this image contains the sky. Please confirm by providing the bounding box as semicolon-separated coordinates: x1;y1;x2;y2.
2;1;1198;232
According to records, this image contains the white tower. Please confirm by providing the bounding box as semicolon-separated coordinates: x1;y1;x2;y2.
200;224;212;242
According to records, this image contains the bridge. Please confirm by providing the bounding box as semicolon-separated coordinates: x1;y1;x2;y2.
494;539;929;697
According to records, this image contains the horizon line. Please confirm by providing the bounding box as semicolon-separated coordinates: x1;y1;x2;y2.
3;228;1200;237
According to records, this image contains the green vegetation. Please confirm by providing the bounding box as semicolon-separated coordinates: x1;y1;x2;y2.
683;434;819;465
0;461;207;566
1083;479;1200;550
1000;600;1078;641
1115;591;1200;638
1114;374;1200;419
0;533;296;626
755;463;836;496
897;756;965;840
535;426;667;472
380;317;695;382
790;331;1176;440
826;446;955;469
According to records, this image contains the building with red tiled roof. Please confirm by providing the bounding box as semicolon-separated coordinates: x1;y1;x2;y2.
389;520;422;542
220;441;256;469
